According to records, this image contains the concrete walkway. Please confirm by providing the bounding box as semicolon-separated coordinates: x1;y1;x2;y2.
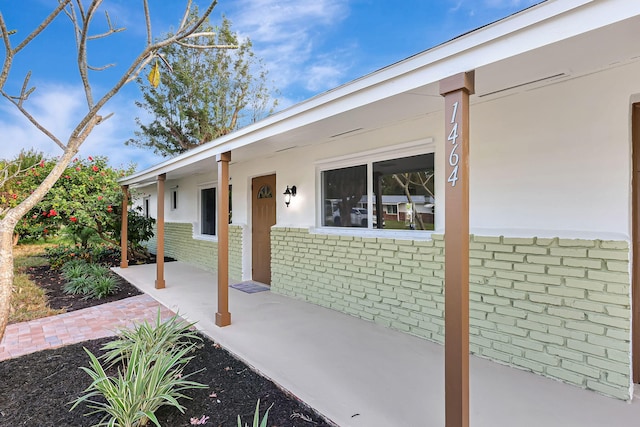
112;262;640;427
0;294;174;361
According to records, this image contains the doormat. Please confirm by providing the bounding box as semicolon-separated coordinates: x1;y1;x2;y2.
230;281;270;294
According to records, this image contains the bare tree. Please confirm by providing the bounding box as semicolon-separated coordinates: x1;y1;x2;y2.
0;0;219;341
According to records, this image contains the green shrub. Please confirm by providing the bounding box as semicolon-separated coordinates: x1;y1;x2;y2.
86;263;110;278
71;314;206;426
46;243;121;269
89;275;119;299
238;400;272;427
62;261;118;299
61;260;90;280
63;276;93;296
89;243;121;265
46;244;91;269
102;310;199;368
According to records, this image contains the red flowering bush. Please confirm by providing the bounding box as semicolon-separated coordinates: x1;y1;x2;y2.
6;155;133;244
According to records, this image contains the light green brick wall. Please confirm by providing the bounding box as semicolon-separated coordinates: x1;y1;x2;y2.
271;227;632;400
229;225;243;280
145;222;243;279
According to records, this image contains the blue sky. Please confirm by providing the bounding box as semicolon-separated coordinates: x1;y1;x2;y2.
0;0;541;171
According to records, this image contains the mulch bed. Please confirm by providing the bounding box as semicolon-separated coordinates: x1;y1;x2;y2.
25;264;143;312
1;261;332;426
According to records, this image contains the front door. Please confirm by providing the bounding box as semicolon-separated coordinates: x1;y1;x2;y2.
252;174;276;285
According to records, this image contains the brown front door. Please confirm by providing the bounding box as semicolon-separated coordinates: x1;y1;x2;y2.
252;174;276;285
633;103;640;383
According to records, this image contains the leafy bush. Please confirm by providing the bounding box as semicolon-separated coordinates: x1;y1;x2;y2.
89;243;121;265
46;244;91;269
63;276;93;296
71;314;206;426
102;310;199;368
46;243;122;269
89;275;119;299
86;263;110;278
61;259;119;299
237;400;272;427
61;260;90;280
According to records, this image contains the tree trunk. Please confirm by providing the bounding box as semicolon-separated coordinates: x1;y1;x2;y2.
0;146;83;342
0;220;17;343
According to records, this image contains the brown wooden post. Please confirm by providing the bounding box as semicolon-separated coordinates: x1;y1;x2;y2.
120;185;129;268
156;174;166;289
439;70;474;427
216;152;231;327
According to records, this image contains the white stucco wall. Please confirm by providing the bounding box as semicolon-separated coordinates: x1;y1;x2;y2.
469;61;638;240
139;59;640;262
228;60;640;242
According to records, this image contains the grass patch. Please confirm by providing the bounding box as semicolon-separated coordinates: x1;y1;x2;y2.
10;243;64;324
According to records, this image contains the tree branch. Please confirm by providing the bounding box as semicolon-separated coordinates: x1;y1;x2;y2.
87;10;124;40
1;90;66;150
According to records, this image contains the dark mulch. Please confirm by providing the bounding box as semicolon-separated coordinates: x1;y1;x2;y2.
25;264;143;312
0;335;330;426
1;258;332;427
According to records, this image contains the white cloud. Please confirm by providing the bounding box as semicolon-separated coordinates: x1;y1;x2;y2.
0;83;163;171
305;63;345;93
225;0;351;98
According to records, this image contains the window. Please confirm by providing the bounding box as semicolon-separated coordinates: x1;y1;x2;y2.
322;165;367;227
201;187;216;235
320;150;434;231
171;188;178;210
143;197;150;218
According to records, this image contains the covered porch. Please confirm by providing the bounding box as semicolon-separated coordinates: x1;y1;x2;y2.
113;262;640;427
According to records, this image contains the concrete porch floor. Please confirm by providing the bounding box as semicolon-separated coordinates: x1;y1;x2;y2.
114;262;640;427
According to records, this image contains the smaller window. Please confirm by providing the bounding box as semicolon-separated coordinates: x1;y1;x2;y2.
385;204;398;215
143;197;150;218
201;187;216;235
171;188;178;210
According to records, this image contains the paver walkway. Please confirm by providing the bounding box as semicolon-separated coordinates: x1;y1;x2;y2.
0;294;174;361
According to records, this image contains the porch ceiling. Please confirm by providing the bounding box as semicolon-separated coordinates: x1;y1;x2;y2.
121;4;640;185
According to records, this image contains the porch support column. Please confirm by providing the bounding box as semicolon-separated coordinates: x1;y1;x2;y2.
215;151;231;327
120;185;129;268
439;70;474;427
156;173;166;289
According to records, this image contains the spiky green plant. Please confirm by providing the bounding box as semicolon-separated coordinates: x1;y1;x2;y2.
86;263;110;278
63;275;93;296
71;341;206;427
101;310;199;368
89;275;119;299
61;259;90;280
237;399;272;427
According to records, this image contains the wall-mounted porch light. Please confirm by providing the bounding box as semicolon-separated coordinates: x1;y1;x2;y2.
283;185;297;207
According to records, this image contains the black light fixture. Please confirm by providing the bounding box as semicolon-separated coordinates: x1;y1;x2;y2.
283;185;297;207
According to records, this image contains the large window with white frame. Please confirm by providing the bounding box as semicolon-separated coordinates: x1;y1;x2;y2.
319;144;434;231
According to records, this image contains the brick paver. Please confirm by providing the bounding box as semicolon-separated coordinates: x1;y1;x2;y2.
0;294;174;361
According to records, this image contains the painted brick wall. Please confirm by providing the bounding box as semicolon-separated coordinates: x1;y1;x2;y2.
145;222;242;280
271;227;631;400
229;225;244;280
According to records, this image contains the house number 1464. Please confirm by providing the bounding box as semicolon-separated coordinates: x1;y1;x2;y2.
447;101;460;187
